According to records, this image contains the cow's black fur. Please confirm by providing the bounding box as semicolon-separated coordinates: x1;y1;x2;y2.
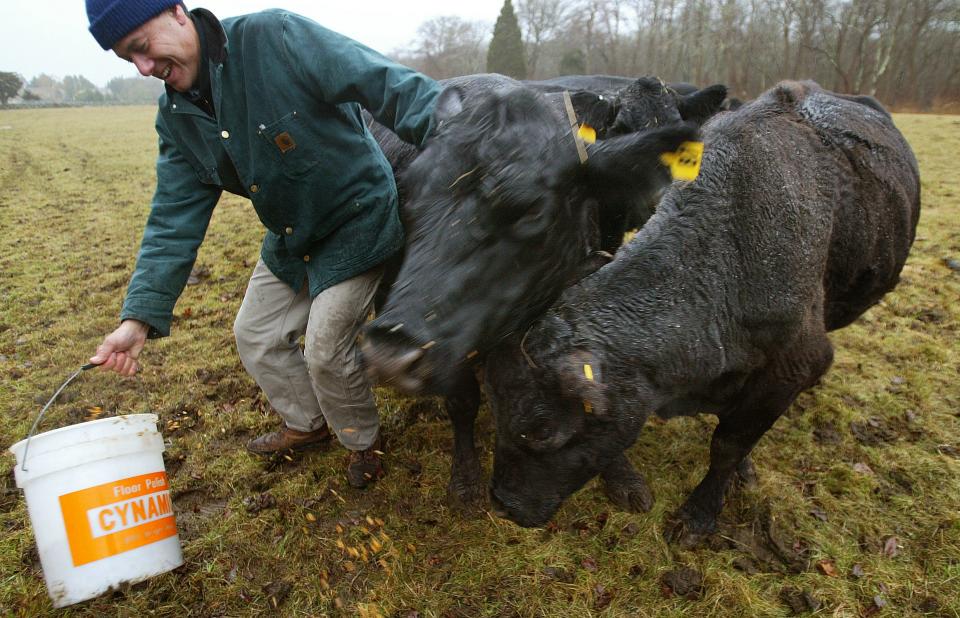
484;81;920;539
528;75;727;136
363;75;699;506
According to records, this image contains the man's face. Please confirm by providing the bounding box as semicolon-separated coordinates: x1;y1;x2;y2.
112;5;200;93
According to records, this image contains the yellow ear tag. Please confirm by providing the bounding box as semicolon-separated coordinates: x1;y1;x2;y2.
659;141;704;181
578;124;597;144
582;365;595;413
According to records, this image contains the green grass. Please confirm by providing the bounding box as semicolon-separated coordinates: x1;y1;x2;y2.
1;107;958;617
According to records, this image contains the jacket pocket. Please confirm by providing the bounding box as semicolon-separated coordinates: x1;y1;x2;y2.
257;110;322;179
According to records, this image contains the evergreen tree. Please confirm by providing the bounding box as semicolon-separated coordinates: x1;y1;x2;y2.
486;0;527;79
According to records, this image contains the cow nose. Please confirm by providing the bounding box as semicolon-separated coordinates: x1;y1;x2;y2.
361;323;427;392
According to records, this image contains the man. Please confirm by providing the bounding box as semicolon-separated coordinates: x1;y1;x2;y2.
85;0;441;488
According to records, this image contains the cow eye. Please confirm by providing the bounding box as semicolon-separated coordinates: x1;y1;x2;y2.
518;425;554;449
514;414;562;450
509;201;553;239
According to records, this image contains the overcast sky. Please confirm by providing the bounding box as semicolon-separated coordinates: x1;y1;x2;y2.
1;0;506;87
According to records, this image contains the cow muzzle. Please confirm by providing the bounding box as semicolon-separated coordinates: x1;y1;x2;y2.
361;325;429;393
488;485;557;528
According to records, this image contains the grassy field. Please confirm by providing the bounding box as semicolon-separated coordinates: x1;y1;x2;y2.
0;106;958;617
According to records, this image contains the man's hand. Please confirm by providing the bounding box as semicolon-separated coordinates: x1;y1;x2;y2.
90;320;150;376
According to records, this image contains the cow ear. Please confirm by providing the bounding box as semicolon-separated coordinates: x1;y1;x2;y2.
568;90;620;138
560;349;609;416
584;122;699;187
435;86;465;125
677;84;727;125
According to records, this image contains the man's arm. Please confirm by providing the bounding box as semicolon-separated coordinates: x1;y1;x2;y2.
276;12;442;148
120;111;222;337
93;111;221;374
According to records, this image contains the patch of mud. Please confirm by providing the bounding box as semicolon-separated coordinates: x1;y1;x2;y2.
850;417;900;446
541;566;575;583
1;468;19;513
163;451;186;478
709;503;809;574
242;492;277;514
256;446;329;473
262;578;293;610
915;308;948;324
813;420;842;445
172;487;228;538
875;467;916;500
18;541;42;576
779;586;821;614
159;403;204;437
195;368;250;402
937;444;960;458
660;567;704;600
912;596;943;615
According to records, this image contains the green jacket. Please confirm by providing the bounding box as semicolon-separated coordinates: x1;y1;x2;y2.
121;9;441;337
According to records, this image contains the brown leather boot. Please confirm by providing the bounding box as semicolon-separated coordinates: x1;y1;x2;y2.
246;424;332;455
346;435;385;488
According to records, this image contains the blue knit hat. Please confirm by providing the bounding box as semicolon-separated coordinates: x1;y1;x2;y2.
86;0;184;50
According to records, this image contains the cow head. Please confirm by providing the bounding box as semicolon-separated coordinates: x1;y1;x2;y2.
361;84;697;394
609;78;728;135
484;320;640;527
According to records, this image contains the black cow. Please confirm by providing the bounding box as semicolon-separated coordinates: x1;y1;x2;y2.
372;74;726;249
484;81;921;540
363;75;700;506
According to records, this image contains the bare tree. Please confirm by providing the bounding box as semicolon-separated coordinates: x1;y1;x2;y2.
517;0;572;77
405;16;489;79
393;0;960;109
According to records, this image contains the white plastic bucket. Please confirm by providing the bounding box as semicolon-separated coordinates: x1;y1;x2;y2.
8;413;183;608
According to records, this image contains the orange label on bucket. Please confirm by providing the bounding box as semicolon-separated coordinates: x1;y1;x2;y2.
59;471;177;567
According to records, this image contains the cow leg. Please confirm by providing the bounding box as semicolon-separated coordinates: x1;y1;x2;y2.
668;338;834;546
734;456;758;488
600;453;654;513
665;401;785;547
444;373;485;508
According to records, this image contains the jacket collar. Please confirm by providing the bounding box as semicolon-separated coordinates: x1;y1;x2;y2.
191;7;227;64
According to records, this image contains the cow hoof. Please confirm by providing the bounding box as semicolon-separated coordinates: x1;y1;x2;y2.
446;477;486;512
665;510;717;548
603;475;654;513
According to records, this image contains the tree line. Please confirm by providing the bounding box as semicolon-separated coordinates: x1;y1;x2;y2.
396;0;960;110
0;72;163;106
4;0;958;110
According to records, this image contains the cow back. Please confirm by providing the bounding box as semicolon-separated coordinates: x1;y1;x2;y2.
794;85;921;329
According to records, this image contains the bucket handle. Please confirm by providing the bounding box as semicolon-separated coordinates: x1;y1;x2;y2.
19;362;101;472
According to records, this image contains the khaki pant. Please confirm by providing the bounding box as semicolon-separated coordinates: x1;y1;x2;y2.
233;259;382;450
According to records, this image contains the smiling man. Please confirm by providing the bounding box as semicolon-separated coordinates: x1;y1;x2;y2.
85;0;441;488
109;4;200;92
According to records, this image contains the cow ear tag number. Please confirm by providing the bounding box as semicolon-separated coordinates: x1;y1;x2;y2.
660;141;704;181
